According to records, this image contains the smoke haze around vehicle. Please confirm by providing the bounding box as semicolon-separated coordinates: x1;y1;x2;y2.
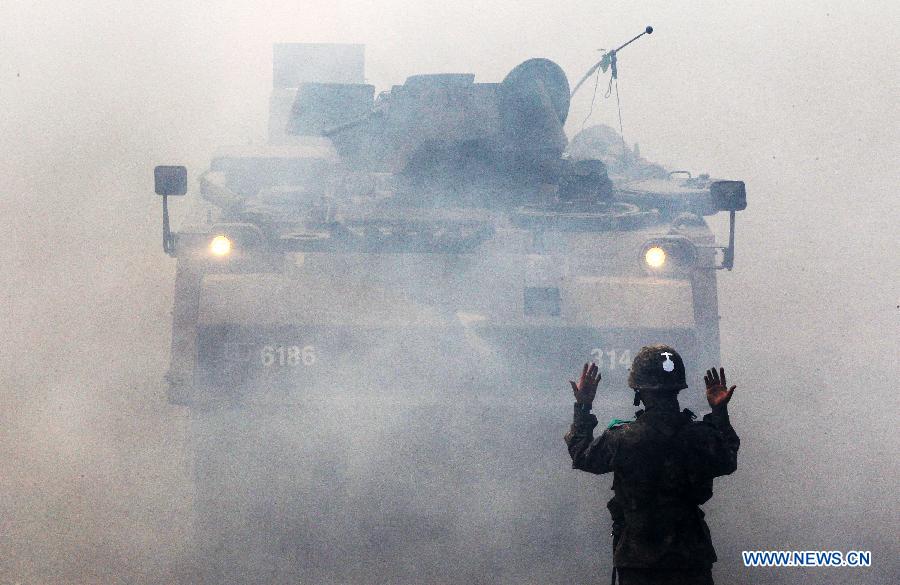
1;1;897;583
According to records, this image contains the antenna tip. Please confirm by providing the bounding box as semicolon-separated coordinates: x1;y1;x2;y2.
646;25;654;34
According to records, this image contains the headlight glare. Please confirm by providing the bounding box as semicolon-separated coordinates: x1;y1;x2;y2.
639;237;697;274
209;234;233;257
644;246;667;269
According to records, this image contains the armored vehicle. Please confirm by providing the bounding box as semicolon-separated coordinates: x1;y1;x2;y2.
154;43;746;584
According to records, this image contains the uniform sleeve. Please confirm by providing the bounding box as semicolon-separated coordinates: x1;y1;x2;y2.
697;406;740;477
564;403;619;475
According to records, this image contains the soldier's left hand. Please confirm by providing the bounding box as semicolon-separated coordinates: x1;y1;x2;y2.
704;367;736;410
570;362;601;405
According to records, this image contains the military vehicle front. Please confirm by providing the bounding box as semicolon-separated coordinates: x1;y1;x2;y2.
152;43;746;583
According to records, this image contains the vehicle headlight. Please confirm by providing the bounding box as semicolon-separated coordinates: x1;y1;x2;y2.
640;237;697;274
644;246;667;269
209;234;233;257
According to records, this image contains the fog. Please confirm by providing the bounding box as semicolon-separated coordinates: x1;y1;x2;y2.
1;1;897;584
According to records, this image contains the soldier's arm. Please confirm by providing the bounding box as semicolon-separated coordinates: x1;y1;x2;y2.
563;362;617;474
564;404;619;474
699;367;740;476
699;405;740;476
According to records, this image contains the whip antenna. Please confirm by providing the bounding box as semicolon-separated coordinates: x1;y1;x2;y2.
571;25;653;144
570;26;653;98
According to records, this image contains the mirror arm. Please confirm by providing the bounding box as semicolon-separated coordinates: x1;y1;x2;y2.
162;194;176;256
720;210;736;270
700;211;738;270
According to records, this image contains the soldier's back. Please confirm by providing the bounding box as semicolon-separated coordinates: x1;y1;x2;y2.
609;410;721;569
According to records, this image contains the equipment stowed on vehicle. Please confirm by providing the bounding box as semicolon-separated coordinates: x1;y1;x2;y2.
152;35;747;584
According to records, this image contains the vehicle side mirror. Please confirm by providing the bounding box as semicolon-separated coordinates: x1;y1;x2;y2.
710;180;746;212
155;165;187;256
155;165;188;196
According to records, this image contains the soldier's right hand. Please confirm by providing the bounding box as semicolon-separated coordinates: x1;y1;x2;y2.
570;362;601;405
704;367;736;411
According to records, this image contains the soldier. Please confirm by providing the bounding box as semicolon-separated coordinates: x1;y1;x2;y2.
564;345;739;585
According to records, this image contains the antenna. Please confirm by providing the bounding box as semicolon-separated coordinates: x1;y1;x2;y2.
571;26;653;148
570;26;653;99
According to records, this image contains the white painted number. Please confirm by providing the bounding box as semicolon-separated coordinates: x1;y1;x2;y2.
260;345;317;367
590;349;632;370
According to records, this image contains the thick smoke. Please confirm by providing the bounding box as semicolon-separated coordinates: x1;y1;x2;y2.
1;2;897;584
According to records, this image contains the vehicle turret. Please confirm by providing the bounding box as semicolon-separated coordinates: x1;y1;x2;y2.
289;58;571;186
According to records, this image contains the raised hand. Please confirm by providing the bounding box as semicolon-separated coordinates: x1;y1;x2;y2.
704;367;736;411
570;362;601;405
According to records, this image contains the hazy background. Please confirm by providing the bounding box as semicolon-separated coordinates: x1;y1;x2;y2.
1;1;897;583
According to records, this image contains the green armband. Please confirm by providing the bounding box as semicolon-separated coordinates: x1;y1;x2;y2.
607;418;633;429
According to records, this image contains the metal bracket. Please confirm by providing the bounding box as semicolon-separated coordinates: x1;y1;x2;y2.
722;210;736;270
698;211;738;270
162;194;176;256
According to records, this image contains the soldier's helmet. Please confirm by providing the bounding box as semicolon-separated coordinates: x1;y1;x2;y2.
627;344;688;392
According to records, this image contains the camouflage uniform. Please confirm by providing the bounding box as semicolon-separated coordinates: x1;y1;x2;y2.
565;400;739;584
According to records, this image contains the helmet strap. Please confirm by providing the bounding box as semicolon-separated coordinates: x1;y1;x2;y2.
632;390;641;407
